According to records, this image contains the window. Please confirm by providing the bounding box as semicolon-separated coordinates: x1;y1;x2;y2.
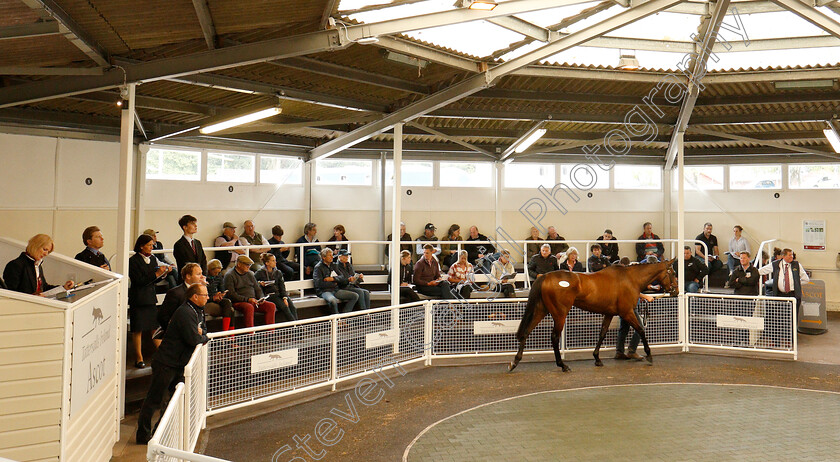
260;156;302;185
315;159;373;185
145;148;201;181
439;162;492;188
559;164;608;190
684;166;724;190
385;160;433;186
504;163;555;188
613;165;661;189
207;152;255;183
729;165;782;189
788;164;840;189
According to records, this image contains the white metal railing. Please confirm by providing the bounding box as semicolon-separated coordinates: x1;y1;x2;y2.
148;290;797;460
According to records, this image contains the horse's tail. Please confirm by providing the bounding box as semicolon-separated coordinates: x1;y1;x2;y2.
518;275;543;339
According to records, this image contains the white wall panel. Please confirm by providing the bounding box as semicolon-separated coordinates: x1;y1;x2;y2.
55;139;120;209
0;133;56;209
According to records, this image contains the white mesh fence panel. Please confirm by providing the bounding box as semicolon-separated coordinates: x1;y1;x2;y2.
183;346;206;451
207;320;331;411
148;383;186;462
688;294;795;351
564;296;679;350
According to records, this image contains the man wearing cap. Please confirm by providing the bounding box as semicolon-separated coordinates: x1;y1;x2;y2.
223;255;276;327
215;222;245;272
334;249;370;310
415;223;441;259
239;220;270;271
313;248;359;313
75;225;110;271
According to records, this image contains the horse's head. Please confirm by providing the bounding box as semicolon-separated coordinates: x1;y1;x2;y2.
658;258;679;297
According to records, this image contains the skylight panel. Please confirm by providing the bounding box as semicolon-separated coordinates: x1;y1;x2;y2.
733;11;829;39
708;47;840;71
603;12;700;41
405;21;525;56
513;1;606;28
346;0;455;24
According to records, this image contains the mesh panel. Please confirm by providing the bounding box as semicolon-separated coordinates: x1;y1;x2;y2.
184;347;205;451
207;321;331;411
149;384;185;462
335;306;425;378
688;295;795;350
564;297;679;350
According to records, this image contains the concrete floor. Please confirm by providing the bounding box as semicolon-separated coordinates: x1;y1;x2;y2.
111;312;840;462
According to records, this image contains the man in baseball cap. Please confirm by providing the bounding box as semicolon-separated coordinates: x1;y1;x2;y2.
416;223;441;258
215;222;244;271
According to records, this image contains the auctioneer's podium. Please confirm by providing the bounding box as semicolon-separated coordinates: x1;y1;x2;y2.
0;237;124;462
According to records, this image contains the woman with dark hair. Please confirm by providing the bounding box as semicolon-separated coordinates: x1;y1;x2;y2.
255;253;298;322
268;225;300;280
326;224;350;252
3;233;74;295
128;234;172;368
440;224;462;269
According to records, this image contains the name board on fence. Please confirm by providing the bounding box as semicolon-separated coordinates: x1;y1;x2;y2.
251;348;298;374
365;329;399;349
473;320;519;335
70;287;118;420
716;314;764;331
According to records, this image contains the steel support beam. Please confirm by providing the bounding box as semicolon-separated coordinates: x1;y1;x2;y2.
577;34;839;52
771;0;840;38
0;21;60;40
406;121;497;158
310;0;682;161
487;16;551;41
687;126;839;159
665;0;731;170
500;120;546;161
321;0;341;29
21;0;110;66
272;57;430;94
374;36;481;73
191;0;218;49
0;66;103;75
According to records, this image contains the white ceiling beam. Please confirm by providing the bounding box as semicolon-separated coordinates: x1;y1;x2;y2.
665;0;731;170
309;0;684;161
0;21;60;40
374;36;481;73
771;0;840;38
406;121;497;158
487;16;551;41
688;126;840;159
191;0;217;49
581;34;840;52
20;0;110;67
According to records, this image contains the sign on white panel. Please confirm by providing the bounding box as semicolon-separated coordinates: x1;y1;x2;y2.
803;219;826;251
473;320;519;335
365;329;399;349
251;348;299;374
70;288;119;419
716;314;764;331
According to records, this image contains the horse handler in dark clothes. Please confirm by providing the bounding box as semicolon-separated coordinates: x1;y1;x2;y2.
136;284;210;444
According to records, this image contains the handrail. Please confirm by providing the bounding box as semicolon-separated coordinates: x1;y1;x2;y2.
753;239;776;296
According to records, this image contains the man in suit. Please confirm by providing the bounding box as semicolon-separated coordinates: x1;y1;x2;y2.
759;249;809;346
173;214;207;274
75;226;110;271
153;263;204;345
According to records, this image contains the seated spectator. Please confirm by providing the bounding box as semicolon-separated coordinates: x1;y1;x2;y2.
636;222;664;262
447;250;475;299
546;226;569;257
326;224;350;252
386;222;414;259
528;244;560;280
75;225;111;271
695;222;723;274
464;226;498;273
414;244;453;299
223;255;276;327
155;262;205;347
333;249;370;310
173;214;207;274
255;253;298;322
726;225;751;274
215;222;245;272
313;248;359;313
128;234;172;368
239;220;270;271
728;251;759;296
268;225;301;281
490;249;516;298
203;259;236;332
295;222;322;278
560;247;584;272
143;229;176;288
392;250;420;303
618;256;631;266
4;233;74;295
440;224;463;268
587;244;611;272
596;229;620;263
673;246;708;293
525;227;542;261
415;223;441;259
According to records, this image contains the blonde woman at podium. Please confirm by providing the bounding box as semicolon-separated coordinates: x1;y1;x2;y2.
3;234;74;295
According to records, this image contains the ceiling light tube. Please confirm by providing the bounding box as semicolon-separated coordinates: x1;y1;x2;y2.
454;0;498;10
514;128;547;153
199;107;282;134
825;122;840;153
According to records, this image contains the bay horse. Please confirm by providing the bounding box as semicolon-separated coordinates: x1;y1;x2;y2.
509;259;678;372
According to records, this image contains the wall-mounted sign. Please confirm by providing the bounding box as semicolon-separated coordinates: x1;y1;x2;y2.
70;288;118;419
803;219;826;250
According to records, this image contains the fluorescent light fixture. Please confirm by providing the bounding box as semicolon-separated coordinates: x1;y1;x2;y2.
199;107;281;134
383;50;429;69
825;121;840;153
774;79;835;90
454;0;498;10
617;49;639;70
514;128;546;153
355;36;379;44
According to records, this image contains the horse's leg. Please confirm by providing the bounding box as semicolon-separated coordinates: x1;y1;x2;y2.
546;302;571;372
623;310;653;364
509;304;546;372
593;315;613;367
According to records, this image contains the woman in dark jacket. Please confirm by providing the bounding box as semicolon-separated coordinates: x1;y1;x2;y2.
3;234;73;295
129;234;172;368
559;247;585;272
392;250;421;303
255;253;298;322
326;224;350;252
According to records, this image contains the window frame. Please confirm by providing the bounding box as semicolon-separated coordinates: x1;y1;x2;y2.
438;160;494;188
612;164;663;190
314;158;375;186
144;146;203;182
205;149;257;184
258;154;304;186
728;163;783;190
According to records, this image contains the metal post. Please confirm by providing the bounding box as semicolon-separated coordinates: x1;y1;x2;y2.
330;318;337;391
116;83;135;419
424;300;433;366
494;161;503;240
663;168;672;243
676;133;688;352
390;123;403;309
379;151;387;267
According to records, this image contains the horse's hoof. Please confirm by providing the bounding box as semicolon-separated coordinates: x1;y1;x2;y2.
645;356;653;364
508;361;517;372
561;365;571;372
594;360;603;367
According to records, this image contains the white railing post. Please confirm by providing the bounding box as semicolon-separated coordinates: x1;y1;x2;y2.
424;300;433;366
680;293;689;352
330;317;338;391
